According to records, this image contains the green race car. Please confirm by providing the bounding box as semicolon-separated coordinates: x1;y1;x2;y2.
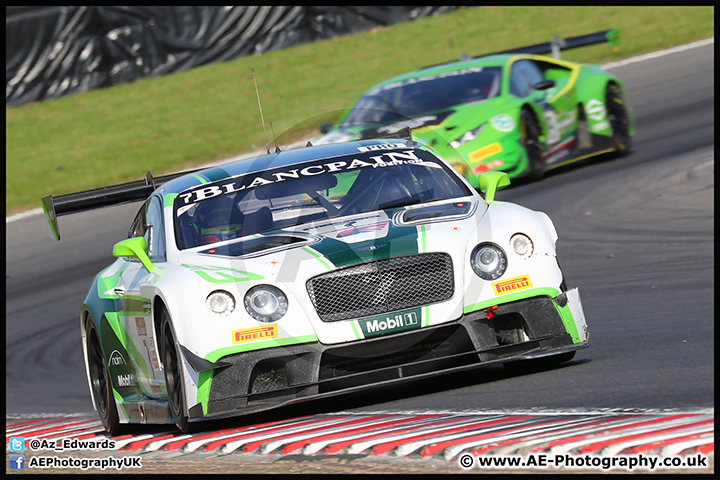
318;30;635;187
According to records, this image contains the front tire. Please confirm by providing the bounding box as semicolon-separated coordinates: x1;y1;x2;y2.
606;83;631;154
520;108;545;180
86;323;125;436
160;309;195;433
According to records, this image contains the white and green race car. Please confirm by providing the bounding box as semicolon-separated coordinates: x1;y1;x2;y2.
42;137;588;434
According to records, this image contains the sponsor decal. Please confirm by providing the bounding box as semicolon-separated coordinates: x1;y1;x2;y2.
586;99;606;122
492;275;533;295
557;110;577;130
473;158;506;174
358;243;387;251
357;142;407;153
358;308;422;338
469;142;503;163
109;350;127;366
543;109;561;144
301;212;391;245
117;374;139;388
178;150;429;206
337;221;389;238
150;385;163;393
489;114;516;132
135;317;147;336
144;338;162;373
591;120;610;132
232;325;278;345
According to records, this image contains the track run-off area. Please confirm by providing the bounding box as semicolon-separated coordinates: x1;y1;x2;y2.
6;410;714;473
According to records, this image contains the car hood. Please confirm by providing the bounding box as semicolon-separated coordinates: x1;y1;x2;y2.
180;201;485;269
174;201;486;345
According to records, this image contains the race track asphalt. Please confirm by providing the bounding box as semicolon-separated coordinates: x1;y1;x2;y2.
6;42;713;424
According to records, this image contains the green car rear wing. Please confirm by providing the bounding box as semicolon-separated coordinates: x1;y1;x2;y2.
422;28;621;69
41;169;201;241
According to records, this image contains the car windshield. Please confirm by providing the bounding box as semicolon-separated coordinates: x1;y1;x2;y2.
340;66;502;127
173;146;473;250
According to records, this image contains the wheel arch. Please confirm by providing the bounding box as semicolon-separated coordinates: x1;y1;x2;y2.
80;308;98;411
152;295;168;351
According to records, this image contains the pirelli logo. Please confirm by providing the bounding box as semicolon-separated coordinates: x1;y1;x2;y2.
232;325;278;344
492;275;533;295
469;142;502;163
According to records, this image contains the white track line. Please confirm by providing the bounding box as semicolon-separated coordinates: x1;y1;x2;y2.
602;37;714;69
6;37;713;225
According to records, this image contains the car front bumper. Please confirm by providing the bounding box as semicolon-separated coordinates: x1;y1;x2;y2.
190;288;587;420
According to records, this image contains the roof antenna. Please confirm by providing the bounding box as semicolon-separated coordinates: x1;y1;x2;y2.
270;121;281;153
252;68;271;155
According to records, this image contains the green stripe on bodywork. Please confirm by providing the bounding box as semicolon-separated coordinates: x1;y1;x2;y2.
190;174;208;184
205;334;319;363
463;287;561;314
301;246;333;271
180;264;264;283
464;286;580;343
556;302;581;343
423;305;430;327
113;388;128;419
163;193;177;208
104;312;125;344
418;224;428;253
351;321;363;340
197;370;213;416
105;311;151;379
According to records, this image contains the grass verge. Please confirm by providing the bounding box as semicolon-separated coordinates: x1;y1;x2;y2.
6;6;714;215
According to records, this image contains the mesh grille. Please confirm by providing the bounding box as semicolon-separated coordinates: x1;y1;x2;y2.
307;253;454;322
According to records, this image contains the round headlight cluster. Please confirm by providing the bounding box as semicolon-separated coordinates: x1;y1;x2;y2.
244;285;289;322
206;291;235;316
510;233;533;259
471;243;507;280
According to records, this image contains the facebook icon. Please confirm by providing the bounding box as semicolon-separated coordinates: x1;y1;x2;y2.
9;436;25;452
10;455;25;470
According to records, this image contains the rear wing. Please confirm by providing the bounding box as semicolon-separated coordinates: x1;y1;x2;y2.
41;169;202;241
422;28;621;69
40;130;415;241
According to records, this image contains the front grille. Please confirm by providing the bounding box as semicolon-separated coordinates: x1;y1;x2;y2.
307;253;454;322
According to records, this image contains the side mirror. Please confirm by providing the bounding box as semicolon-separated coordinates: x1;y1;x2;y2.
477;171;511;202
532;79;556;91
113;237;154;272
318;123;334;134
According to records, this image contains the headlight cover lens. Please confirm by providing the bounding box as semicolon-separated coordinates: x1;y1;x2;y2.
449;123;487;149
510;233;534;259
244;285;288;322
206;291;235;316
471;243;507;280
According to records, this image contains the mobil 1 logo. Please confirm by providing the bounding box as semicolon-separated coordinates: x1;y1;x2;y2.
359;308;422;338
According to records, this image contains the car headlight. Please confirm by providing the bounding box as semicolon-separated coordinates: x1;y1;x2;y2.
244;285;288;322
510;233;533;259
449;123;487;149
471;243;507;280
206;291;235;317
